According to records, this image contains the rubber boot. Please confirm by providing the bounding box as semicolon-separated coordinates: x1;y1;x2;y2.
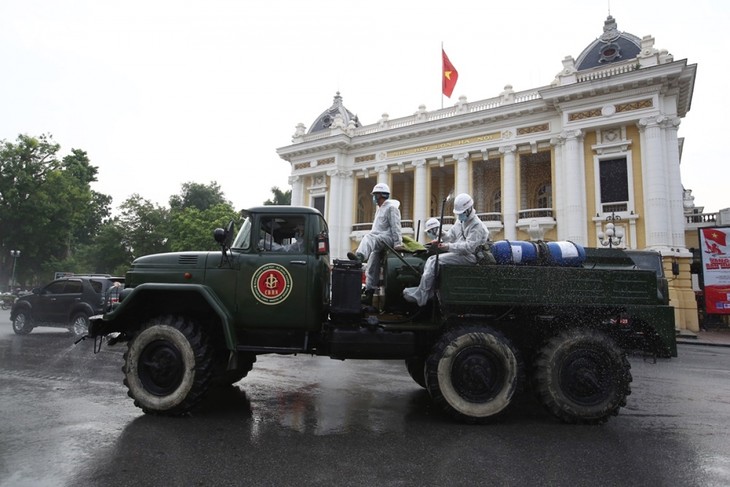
362;289;375;305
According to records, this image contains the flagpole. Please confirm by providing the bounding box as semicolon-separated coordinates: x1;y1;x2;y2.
441;41;444;110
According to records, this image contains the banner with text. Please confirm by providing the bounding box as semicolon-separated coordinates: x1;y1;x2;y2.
699;227;730;314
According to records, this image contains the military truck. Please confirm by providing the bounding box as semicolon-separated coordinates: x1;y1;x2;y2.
86;206;676;424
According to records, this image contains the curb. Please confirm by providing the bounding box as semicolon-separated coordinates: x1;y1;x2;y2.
676;339;730;348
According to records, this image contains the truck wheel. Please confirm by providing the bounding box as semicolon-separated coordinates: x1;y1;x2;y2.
425;326;522;423
405;357;427;388
12;310;33;335
532;328;632;424
123;315;214;416
70;312;90;337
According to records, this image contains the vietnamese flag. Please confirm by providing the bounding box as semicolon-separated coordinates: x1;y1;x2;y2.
703;228;727;247
442;49;459;98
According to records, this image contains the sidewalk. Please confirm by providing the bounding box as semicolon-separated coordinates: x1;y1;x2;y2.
676;327;730;347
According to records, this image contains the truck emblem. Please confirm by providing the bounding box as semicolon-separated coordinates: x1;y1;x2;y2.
251;263;293;305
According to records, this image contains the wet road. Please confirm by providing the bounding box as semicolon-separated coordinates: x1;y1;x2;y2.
1;309;729;487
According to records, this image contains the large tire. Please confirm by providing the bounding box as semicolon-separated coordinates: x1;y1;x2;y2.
123;315;214;416
425;326;522;423
405;356;427;389
70;312;90;338
12;310;33;335
532;328;632;424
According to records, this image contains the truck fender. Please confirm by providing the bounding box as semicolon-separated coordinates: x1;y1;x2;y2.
89;283;237;350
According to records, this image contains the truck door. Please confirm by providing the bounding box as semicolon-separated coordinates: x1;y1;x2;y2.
236;215;318;331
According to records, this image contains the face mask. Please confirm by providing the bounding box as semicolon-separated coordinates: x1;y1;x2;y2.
372;195;378;205
426;230;438;240
458;212;468;222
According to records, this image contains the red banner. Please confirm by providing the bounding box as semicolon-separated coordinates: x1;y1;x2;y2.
699;227;730;314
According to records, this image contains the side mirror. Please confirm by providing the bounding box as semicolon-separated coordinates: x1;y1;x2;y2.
213;220;235;248
213;227;226;244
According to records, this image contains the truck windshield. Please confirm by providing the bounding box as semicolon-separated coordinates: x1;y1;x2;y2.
231;217;252;250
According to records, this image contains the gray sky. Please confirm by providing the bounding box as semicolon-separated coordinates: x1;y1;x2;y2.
1;0;727;214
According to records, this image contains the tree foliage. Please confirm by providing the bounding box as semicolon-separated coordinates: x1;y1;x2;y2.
169;181;230;212
0;135;292;288
0;134;111;287
264;186;291;205
168;204;242;252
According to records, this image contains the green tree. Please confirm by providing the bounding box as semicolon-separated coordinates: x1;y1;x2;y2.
167;181;240;251
168;204;242;251
264;186;291;205
169;181;230;212
0;134;111;287
117;194;171;260
67;219;132;276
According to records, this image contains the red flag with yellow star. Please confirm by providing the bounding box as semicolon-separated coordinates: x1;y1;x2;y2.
703;228;727;250
442;49;458;98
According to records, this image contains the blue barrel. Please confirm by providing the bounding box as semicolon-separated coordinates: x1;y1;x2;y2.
544;241;586;267
491;240;539;265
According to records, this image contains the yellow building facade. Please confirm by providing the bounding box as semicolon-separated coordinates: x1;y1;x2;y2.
278;16;704;333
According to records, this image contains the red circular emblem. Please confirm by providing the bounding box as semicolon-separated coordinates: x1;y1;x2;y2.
251;264;293;305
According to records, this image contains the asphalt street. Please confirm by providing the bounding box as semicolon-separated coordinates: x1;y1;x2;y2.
1;309;729;487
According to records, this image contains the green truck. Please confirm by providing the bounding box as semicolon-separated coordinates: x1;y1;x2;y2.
87;205;676;424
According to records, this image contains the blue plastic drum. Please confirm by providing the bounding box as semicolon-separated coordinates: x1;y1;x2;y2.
491;240;539;265
544;241;586;267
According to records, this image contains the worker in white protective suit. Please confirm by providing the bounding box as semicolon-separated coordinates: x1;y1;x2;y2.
423;217;442;242
403;193;489;307
347;183;404;305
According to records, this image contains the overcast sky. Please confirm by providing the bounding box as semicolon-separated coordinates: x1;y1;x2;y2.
1;0;727;214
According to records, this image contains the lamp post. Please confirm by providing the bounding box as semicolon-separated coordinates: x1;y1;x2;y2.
10;250;20;289
598;213;624;249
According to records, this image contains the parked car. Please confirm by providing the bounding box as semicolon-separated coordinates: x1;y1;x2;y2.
10;275;124;337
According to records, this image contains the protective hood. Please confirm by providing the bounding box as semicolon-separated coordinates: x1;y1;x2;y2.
382;199;400;210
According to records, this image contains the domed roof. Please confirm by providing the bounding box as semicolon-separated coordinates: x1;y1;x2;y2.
308;92;361;134
575;15;642;71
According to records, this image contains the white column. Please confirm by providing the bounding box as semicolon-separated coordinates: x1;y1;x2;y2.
561;129;588;245
639;116;671;249
289;176;303;206
377;166;389;186
412;158;428;236
550;137;566;240
454;152;470;196
663;117;686;250
342;170;355;253
326;169;352;259
500;145;517;240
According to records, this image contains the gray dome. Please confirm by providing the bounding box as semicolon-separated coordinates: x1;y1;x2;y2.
308;92;361;134
575;16;642;71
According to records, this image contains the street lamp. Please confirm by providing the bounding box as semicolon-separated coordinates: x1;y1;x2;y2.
10;250;20;289
598;213;624;248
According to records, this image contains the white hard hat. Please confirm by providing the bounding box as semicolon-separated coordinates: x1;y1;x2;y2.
372;183;390;195
425;218;440;232
453;193;474;214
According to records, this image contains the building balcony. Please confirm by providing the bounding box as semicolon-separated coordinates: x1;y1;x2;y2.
685;212;718;231
517;208;556;241
477;212;504;233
